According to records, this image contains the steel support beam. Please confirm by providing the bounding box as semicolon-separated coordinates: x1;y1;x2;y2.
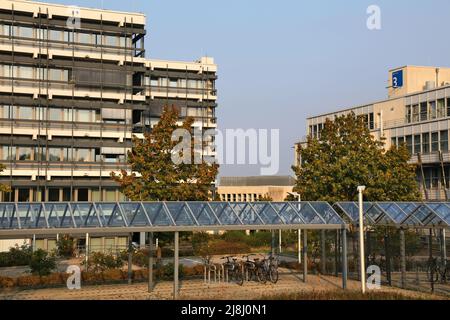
85;232;89;270
278;229;282;254
148;232;153;293
342;228;348;289
128;233;133;285
173;231;179;299
298;229;301;264
140;232;146;249
399;229;406;288
303;230;308;283
384;231;391;286
321;230;326;274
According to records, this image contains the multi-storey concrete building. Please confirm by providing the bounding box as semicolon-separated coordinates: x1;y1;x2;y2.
0;0;217;204
296;65;450;200
218;176;295;202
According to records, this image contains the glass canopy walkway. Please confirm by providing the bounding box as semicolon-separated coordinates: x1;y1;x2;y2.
0;201;345;236
0;201;449;237
334;202;450;228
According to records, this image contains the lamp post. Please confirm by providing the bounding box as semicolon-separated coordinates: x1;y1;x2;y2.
357;186;366;294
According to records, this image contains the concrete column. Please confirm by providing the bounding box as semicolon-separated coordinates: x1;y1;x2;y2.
148;232;153;293
384;232;392;286
297;229;301;264
174;231;179;299
441;229;447;266
271;230;275;255
342;228;348;289
321;230;326;274
335;230;339;277
85;233;89;270
32;234;36;252
140;232;146;248
278;230;282;254
303;230;308;283
400;229;406;288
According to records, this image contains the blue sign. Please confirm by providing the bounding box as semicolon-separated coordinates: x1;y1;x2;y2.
392;70;403;88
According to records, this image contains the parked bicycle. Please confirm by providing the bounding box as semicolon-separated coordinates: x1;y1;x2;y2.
426;257;440;283
265;253;279;284
221;256;243;286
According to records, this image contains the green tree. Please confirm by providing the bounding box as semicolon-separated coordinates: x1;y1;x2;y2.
0;164;11;193
29;249;56;276
111;106;219;201
292;113;420;202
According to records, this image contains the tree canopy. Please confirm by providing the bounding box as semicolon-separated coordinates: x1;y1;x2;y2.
292;113;420;202
111;106;219;201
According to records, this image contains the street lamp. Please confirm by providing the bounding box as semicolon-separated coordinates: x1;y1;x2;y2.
357;186;366;294
288;192;302;264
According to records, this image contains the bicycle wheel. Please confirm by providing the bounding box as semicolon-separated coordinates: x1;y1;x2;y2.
234;268;244;286
427;264;439;283
269;265;279;284
256;267;267;284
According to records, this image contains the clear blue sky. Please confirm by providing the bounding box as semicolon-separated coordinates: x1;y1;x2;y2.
45;0;450;177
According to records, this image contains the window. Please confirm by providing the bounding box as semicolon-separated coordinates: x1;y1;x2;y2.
420;102;428;121
49;30;61;42
104;154;118;163
77;149;90;162
48;188;60;202
447;98;450;117
78;33;91;44
64;31;73;43
1;25;10;37
1;146;11;160
405;135;413;154
441;130;448;151
48;148;61;161
398;137;405;145
412;105;419;122
17;147;32;161
405;105;411;123
63;148;73;162
422;133;430;154
18;66;33;79
432;132;439;152
18;26;33;38
104;35;116;46
430;101;437;119
119;37;131;48
369;113;374;129
37;29;47;40
77;109;92;122
91;190;101;202
49;108;62;121
34;147;46;162
105;189;116;201
414;135;421;154
63;108;73;122
438;99;445;118
49;69;62;81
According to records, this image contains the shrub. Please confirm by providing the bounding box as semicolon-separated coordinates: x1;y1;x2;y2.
0;276;16;288
84;252;124;272
0;244;32;267
40;273;64;286
155;263;184;280
29;249;56;276
208;240;250;255
102;269;125;282
81;271;103;284
16;275;41;288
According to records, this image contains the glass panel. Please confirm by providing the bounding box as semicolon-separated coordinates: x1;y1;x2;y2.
422;133;430;154
49;108;62;121
440;130;448;151
431;132;439;152
17;147;32;160
77;149;90;162
143;203;173;226
48;148;61;161
413;135;421;154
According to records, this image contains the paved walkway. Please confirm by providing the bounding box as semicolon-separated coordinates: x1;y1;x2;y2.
0;270;439;300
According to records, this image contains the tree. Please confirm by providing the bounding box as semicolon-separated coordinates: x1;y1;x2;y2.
111;106;219;201
292;113;420;202
0;164;11;193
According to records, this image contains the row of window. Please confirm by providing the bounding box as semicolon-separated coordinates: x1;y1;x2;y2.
405;98;450;123
2;187;126;202
0;64;69;82
0;146;125;163
309;113;375;138
391;130;449;154
144;77;214;90
0;25;132;48
418;166;450;189
220;194;265;202
0;105;130;124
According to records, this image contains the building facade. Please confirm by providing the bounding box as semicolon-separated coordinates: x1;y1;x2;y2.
296;65;450;200
0;0;217;203
217;176;295;202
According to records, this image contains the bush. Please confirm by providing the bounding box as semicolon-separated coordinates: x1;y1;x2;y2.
0;244;32;267
84;252;124;272
16;275;41;288
155;263;185;280
102;269;126;282
40;273;64;286
208;240;250;255
29;249;56;276
0;276;16;288
81;271;103;284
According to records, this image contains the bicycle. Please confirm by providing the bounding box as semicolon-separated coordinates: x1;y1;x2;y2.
265;253;279;284
221;256;243;286
242;255;258;282
426;257;439;283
